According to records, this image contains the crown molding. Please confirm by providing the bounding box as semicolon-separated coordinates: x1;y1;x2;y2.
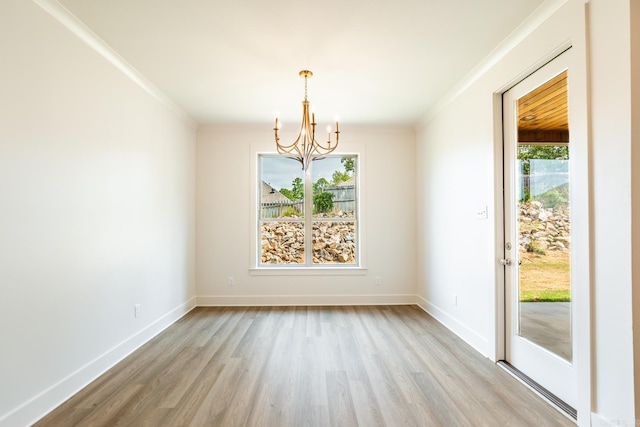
32;0;197;128
416;0;569;130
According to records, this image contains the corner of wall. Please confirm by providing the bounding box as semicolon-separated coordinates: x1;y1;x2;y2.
0;299;197;427
415;295;491;358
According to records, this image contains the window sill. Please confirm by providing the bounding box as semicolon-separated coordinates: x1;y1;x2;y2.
249;267;368;276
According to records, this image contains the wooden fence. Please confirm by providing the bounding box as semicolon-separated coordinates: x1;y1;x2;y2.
261;201;303;218
261;184;357;218
325;184;356;214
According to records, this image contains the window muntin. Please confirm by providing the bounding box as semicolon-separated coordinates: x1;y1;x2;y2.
259;155;358;267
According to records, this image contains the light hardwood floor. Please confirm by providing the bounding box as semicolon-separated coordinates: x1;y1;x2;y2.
35;305;574;426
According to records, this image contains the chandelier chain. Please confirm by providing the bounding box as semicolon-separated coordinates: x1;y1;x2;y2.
304;75;308;101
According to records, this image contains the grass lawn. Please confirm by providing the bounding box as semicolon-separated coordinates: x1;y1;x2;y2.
519;250;571;302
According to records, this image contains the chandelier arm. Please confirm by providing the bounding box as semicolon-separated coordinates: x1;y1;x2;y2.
277;134;304;157
276;135;304;151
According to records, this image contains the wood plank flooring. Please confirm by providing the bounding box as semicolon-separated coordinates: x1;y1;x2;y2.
35;306;574;426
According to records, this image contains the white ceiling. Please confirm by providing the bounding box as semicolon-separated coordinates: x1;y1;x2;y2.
57;0;546;126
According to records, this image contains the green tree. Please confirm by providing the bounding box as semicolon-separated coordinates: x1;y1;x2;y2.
280;177;304;201
536;186;569;209
341;157;355;174
313;177;330;195
332;170;351;185
518;144;569;203
518;145;569;175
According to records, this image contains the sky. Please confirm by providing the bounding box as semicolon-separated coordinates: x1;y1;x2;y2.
261;155;351;191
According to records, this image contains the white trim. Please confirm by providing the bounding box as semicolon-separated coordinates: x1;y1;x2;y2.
417;0;569;129
491;4;593;418
1;298;197;427
197;294;416;306
492;91;506;363
565;7;592;425
589;412;615;427
250;144;367;271
415;295;490;357
588;412;637;427
500;52;577;408
31;0;196;128
249;267;368;276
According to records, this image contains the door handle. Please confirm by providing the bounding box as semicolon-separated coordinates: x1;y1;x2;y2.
500;258;512;266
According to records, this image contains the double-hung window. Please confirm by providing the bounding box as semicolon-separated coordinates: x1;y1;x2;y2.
258;154;358;267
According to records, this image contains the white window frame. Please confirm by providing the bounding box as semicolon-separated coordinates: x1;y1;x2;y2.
249;145;367;276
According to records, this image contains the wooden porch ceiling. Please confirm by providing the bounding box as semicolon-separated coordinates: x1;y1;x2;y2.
518;70;569;144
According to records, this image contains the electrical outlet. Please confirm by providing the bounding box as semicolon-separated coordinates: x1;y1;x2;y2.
134;304;141;318
375;276;382;285
228;277;234;286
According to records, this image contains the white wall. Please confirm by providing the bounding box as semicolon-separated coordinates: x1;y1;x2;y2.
417;0;637;424
588;0;636;424
417;0;586;359
3;0;638;425
632;1;640;420
0;2;197;426
415;80;498;354
197;125;416;305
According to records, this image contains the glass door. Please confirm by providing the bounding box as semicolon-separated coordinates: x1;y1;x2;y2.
502;51;576;409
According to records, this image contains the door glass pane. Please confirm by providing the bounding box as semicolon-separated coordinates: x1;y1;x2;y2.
516;71;572;361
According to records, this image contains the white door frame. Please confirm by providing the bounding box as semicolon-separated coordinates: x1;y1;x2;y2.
504;52;576;408
492;43;592;423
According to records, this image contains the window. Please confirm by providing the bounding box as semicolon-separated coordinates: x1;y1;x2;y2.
259;155;358;267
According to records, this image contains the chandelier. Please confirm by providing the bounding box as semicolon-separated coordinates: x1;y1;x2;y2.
274;70;339;171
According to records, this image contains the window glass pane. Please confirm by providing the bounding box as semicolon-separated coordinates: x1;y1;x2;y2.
312;156;356;218
261;156;304;219
261;221;305;264
258;154;358;267
312;221;356;264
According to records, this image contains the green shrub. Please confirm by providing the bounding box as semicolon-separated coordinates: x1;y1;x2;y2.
533;185;569;209
282;206;302;217
313;192;334;213
527;240;546;255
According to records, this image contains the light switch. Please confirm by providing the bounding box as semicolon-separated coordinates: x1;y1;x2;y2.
475;206;488;220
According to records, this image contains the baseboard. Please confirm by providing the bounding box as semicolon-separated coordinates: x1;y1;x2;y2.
1;297;197;427
7;294;490;427
590;412;611;426
590;412;632;427
415;294;489;357
197;294;417;306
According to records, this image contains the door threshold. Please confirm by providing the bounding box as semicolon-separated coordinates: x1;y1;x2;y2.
497;360;576;421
